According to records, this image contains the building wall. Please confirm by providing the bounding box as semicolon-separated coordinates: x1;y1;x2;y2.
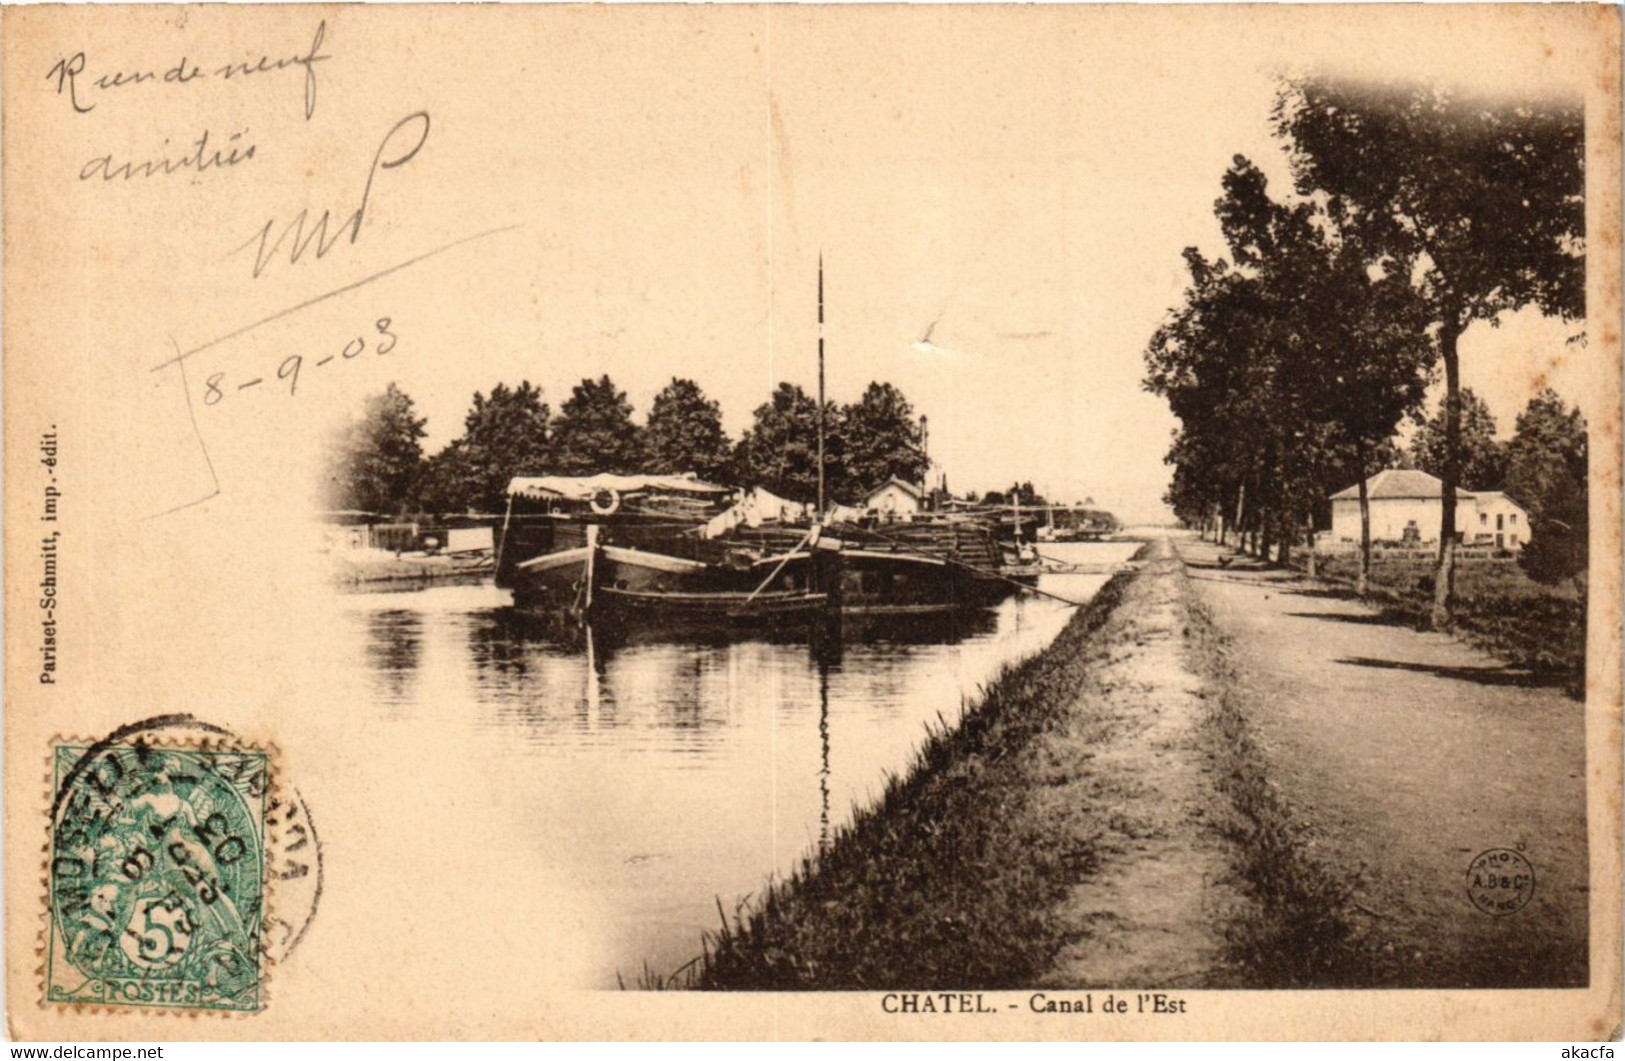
867;483;922;517
446;526;495;553
1467;497;1528;552
1330;497;1472;543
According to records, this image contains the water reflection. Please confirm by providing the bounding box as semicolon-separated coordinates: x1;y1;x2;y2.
818;658;833;854
340;540;1140;983
363;609;422;710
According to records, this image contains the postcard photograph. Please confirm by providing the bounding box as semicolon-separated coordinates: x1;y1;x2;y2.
3;3;1619;1041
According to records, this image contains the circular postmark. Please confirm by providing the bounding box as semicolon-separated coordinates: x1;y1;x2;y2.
1465;848;1536;917
44;714;323;1013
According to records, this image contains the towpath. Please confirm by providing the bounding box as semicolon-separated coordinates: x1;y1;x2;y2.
1177;535;1590;987
1036;538;1252;988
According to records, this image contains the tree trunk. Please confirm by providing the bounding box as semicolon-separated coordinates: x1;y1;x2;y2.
1276;490;1292;566
1431;314;1464;629
1232;481;1247;551
1357;454;1372;597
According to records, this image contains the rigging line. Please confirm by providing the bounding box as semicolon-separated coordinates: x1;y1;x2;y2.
742;525;817;606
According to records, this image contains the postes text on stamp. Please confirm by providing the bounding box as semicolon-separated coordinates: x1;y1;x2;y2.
47;739;269;1012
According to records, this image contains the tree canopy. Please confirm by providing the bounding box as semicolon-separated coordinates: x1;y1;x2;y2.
327;374;944;512
1146;153;1433;565
644;378;733;482
841;382;929;499
1410;388;1505;492
1274;76;1585;622
1275;80;1584;326
1505;389;1588;585
550;375;646;474
325;382;427;515
734;383;843;502
416;382;552;514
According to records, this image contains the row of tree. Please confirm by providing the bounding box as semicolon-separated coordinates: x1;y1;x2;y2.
326;375;932;516
1144;77;1587;621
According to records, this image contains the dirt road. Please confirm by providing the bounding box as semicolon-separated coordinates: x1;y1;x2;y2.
1179;536;1589;987
1037;541;1252;988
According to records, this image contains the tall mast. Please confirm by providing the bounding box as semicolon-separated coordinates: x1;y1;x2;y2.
817;254;826;517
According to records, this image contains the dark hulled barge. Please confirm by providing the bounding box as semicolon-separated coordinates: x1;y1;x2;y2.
495;476;1032;634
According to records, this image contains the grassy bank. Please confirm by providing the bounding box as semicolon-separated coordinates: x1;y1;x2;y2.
1309;553;1584;690
651;546;1154;990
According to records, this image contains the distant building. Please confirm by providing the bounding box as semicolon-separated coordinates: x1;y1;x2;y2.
864;477;924;520
1466;491;1530;552
1327;469;1528;551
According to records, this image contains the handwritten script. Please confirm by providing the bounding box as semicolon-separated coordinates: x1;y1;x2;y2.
80;128;257;183
234;112;431;279
47;21;331;121
204;315;400;407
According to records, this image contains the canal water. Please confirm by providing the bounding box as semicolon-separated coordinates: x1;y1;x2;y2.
339;540;1140;985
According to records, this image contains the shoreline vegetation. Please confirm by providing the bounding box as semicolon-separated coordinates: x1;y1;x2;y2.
636;538;1385;991
1301;550;1585;693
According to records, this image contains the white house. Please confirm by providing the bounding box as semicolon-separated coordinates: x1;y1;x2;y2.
864;477;924;520
1466;491;1529;552
1327;469;1529;552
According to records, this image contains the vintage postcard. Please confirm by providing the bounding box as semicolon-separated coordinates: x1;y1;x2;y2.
4;3;1620;1041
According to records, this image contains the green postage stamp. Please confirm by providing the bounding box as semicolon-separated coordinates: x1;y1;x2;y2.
46;739;270;1013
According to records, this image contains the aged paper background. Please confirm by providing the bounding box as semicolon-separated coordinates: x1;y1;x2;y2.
4;3;1620;1040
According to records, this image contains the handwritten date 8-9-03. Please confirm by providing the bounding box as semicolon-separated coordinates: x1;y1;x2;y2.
202;316;397;407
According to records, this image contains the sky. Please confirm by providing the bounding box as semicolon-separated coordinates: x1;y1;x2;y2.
91;6;1599;526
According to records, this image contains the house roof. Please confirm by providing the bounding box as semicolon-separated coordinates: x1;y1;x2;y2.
865;477;924;501
1470;490;1530;514
1329;469;1476;502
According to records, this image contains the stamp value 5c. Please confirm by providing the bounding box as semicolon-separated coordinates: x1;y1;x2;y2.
46;740;269;1012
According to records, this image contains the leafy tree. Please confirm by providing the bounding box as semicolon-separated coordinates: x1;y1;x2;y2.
1145;250;1273;552
550;375;645;474
979;484;1047;507
1505;388;1588;585
1410;388;1505;491
644;378;733;482
840;382;929;498
734;383;844;502
417;382;552;514
1148;155;1434;577
1520;468;1588;588
1315;258;1434;592
1005;482;1044;506
1276;77;1584;626
326;383;426;515
414;441;477;516
1147;172;1322;563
